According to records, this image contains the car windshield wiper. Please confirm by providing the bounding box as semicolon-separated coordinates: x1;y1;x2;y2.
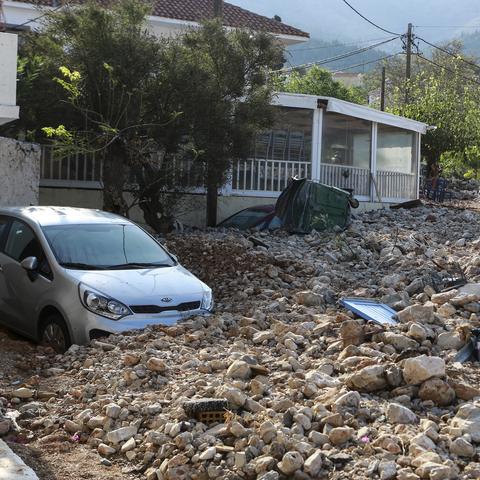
59;262;107;270
107;262;173;270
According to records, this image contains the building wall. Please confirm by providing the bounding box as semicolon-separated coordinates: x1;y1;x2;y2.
0;32;20;125
0;137;40;205
39;186;397;227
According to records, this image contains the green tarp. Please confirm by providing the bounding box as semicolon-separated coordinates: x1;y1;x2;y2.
275;178;355;234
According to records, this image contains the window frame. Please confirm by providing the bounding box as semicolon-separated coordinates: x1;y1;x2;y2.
1;216;53;280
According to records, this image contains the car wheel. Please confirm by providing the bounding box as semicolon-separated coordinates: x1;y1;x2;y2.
40;314;71;353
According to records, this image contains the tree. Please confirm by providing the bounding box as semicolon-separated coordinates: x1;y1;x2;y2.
167;20;284;226
388;44;480;174
31;0;176;214
276;65;367;104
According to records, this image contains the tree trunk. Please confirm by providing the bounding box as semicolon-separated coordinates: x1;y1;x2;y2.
206;180;218;227
102;142;128;214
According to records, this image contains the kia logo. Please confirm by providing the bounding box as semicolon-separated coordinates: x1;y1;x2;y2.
161;297;172;303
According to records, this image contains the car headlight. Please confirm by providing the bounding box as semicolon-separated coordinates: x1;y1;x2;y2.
79;283;132;320
201;288;214;311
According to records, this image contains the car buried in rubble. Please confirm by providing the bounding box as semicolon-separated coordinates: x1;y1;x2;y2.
0;206;213;352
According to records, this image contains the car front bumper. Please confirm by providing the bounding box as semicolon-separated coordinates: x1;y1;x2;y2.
69;308;211;345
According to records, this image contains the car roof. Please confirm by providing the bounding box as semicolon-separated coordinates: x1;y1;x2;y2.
0;206;130;227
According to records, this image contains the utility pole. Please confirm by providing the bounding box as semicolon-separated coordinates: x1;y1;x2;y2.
405;23;413;103
380;66;386;111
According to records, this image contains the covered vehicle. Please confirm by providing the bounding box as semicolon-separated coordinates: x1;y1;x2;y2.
275;178;358;233
218;179;358;233
0;207;213;352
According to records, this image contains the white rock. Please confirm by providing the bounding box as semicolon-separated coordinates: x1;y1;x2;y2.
278;451;304;475
226;360;251;380
304;450;323;476
403;355;445;385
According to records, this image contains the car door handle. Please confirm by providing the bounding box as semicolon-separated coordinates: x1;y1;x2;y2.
0;265;3;272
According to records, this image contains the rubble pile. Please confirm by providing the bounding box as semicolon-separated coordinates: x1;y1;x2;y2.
2;204;480;479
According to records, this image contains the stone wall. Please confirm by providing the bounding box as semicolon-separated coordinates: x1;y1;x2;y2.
0;137;40;206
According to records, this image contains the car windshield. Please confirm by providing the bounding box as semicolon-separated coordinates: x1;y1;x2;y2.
220;209;270;230
42;223;175;270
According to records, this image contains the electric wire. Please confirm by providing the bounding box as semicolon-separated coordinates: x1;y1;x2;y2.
290;36;394;52
416;36;480;71
340;0;401;36
278;36;400;73
415;52;480;86
331;52;403;73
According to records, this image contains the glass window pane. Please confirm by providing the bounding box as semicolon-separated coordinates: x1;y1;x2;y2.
377;124;417;174
322;112;371;169
5;220;44;262
43;224;175;268
252;107;313;162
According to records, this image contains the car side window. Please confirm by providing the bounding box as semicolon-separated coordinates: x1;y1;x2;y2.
0;217;10;249
4;220;52;278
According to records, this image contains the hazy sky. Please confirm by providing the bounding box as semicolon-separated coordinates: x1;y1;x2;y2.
228;0;480;42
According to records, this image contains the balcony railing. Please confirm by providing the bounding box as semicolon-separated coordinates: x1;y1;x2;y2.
39;146;417;201
231;158;311;193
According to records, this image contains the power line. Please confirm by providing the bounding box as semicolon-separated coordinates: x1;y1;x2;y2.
290;36;394;53
415;25;480;29
279;36;399;72
340;0;401;36
416;36;480;71
331;52;403;73
416;53;480;86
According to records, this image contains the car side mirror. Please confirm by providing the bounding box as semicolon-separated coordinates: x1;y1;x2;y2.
21;256;38;271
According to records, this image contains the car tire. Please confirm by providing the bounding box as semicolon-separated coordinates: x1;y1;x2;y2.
40;314;71;353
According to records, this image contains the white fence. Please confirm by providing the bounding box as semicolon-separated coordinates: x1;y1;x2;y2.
40;146;416;201
232;158;311;193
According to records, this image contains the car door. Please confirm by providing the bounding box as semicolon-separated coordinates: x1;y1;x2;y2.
0;218;53;338
0;216;14;328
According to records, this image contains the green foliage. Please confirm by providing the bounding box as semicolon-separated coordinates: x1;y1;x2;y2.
7;2;282;227
276;66;367;104
370;41;480;174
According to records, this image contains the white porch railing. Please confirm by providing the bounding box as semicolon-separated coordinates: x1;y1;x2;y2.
231;158;311;193
41;145;102;188
377;170;416;200
39;146;416;201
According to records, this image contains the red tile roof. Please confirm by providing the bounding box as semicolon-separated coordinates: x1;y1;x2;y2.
10;0;309;38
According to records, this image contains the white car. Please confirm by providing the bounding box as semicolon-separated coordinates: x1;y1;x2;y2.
0;207;213;351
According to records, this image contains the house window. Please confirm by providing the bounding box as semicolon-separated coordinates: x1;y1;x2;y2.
321;112;371;169
252;107;313;163
376;124;417;174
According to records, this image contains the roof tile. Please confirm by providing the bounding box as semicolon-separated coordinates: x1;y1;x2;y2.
10;0;309;38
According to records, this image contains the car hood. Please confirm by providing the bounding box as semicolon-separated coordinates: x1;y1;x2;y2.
65;265;207;306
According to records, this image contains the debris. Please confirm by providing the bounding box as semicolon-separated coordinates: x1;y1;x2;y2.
339;298;398;326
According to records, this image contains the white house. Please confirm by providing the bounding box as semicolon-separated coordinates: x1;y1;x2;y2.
1;0;310;46
0;31;19;125
39;92;428;225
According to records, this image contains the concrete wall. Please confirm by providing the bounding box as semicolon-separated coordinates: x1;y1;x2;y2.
0;32;20;125
40;187;279;226
39;186;397;227
0;137;40;206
